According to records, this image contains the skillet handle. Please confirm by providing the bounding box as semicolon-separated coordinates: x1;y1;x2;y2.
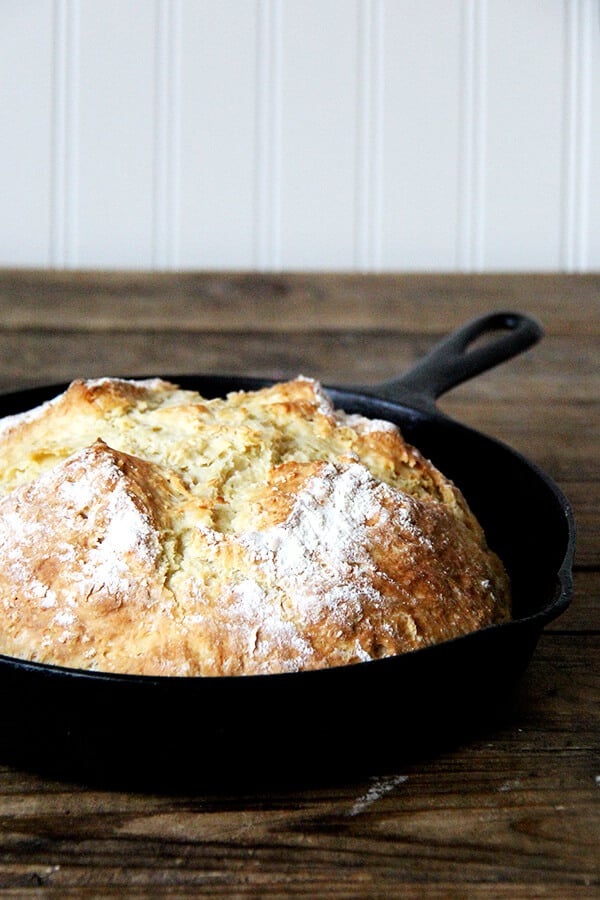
371;311;543;411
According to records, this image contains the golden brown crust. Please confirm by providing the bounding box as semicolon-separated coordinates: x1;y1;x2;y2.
0;377;510;675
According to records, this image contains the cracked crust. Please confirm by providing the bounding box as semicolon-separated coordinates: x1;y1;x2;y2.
0;377;510;675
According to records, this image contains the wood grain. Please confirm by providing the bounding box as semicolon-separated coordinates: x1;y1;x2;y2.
1;270;600;333
0;269;597;895
0;331;596;400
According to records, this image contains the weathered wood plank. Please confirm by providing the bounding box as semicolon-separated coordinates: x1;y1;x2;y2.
0;272;595;895
0;269;599;334
440;401;600;484
0;775;597;891
0;795;595;894
0;631;596;892
0;728;597;893
0;332;596;405
561;482;600;568
547;571;600;632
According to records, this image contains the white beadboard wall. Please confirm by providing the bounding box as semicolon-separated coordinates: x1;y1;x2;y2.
1;0;598;272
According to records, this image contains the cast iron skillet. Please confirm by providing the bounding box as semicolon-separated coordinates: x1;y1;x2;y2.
0;312;575;786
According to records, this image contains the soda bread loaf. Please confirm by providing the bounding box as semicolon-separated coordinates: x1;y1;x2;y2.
0;377;510;676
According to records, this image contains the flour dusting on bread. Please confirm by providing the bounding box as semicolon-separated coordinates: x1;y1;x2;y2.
0;377;510;675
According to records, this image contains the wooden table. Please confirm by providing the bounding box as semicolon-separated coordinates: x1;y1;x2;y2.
0;270;597;896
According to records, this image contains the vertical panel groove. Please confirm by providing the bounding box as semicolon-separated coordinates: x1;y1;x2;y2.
457;0;487;272
355;0;384;272
473;0;487;272
372;1;384;273
154;0;168;268
457;0;473;271
254;0;267;268
562;0;592;272
255;0;282;270
154;0;181;270
51;0;79;268
562;0;577;271
271;0;282;271
67;2;80;269
50;0;66;266
458;0;486;272
578;0;593;271
170;1;182;269
355;0;369;271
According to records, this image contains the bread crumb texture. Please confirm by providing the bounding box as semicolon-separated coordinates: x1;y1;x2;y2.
0;377;510;675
